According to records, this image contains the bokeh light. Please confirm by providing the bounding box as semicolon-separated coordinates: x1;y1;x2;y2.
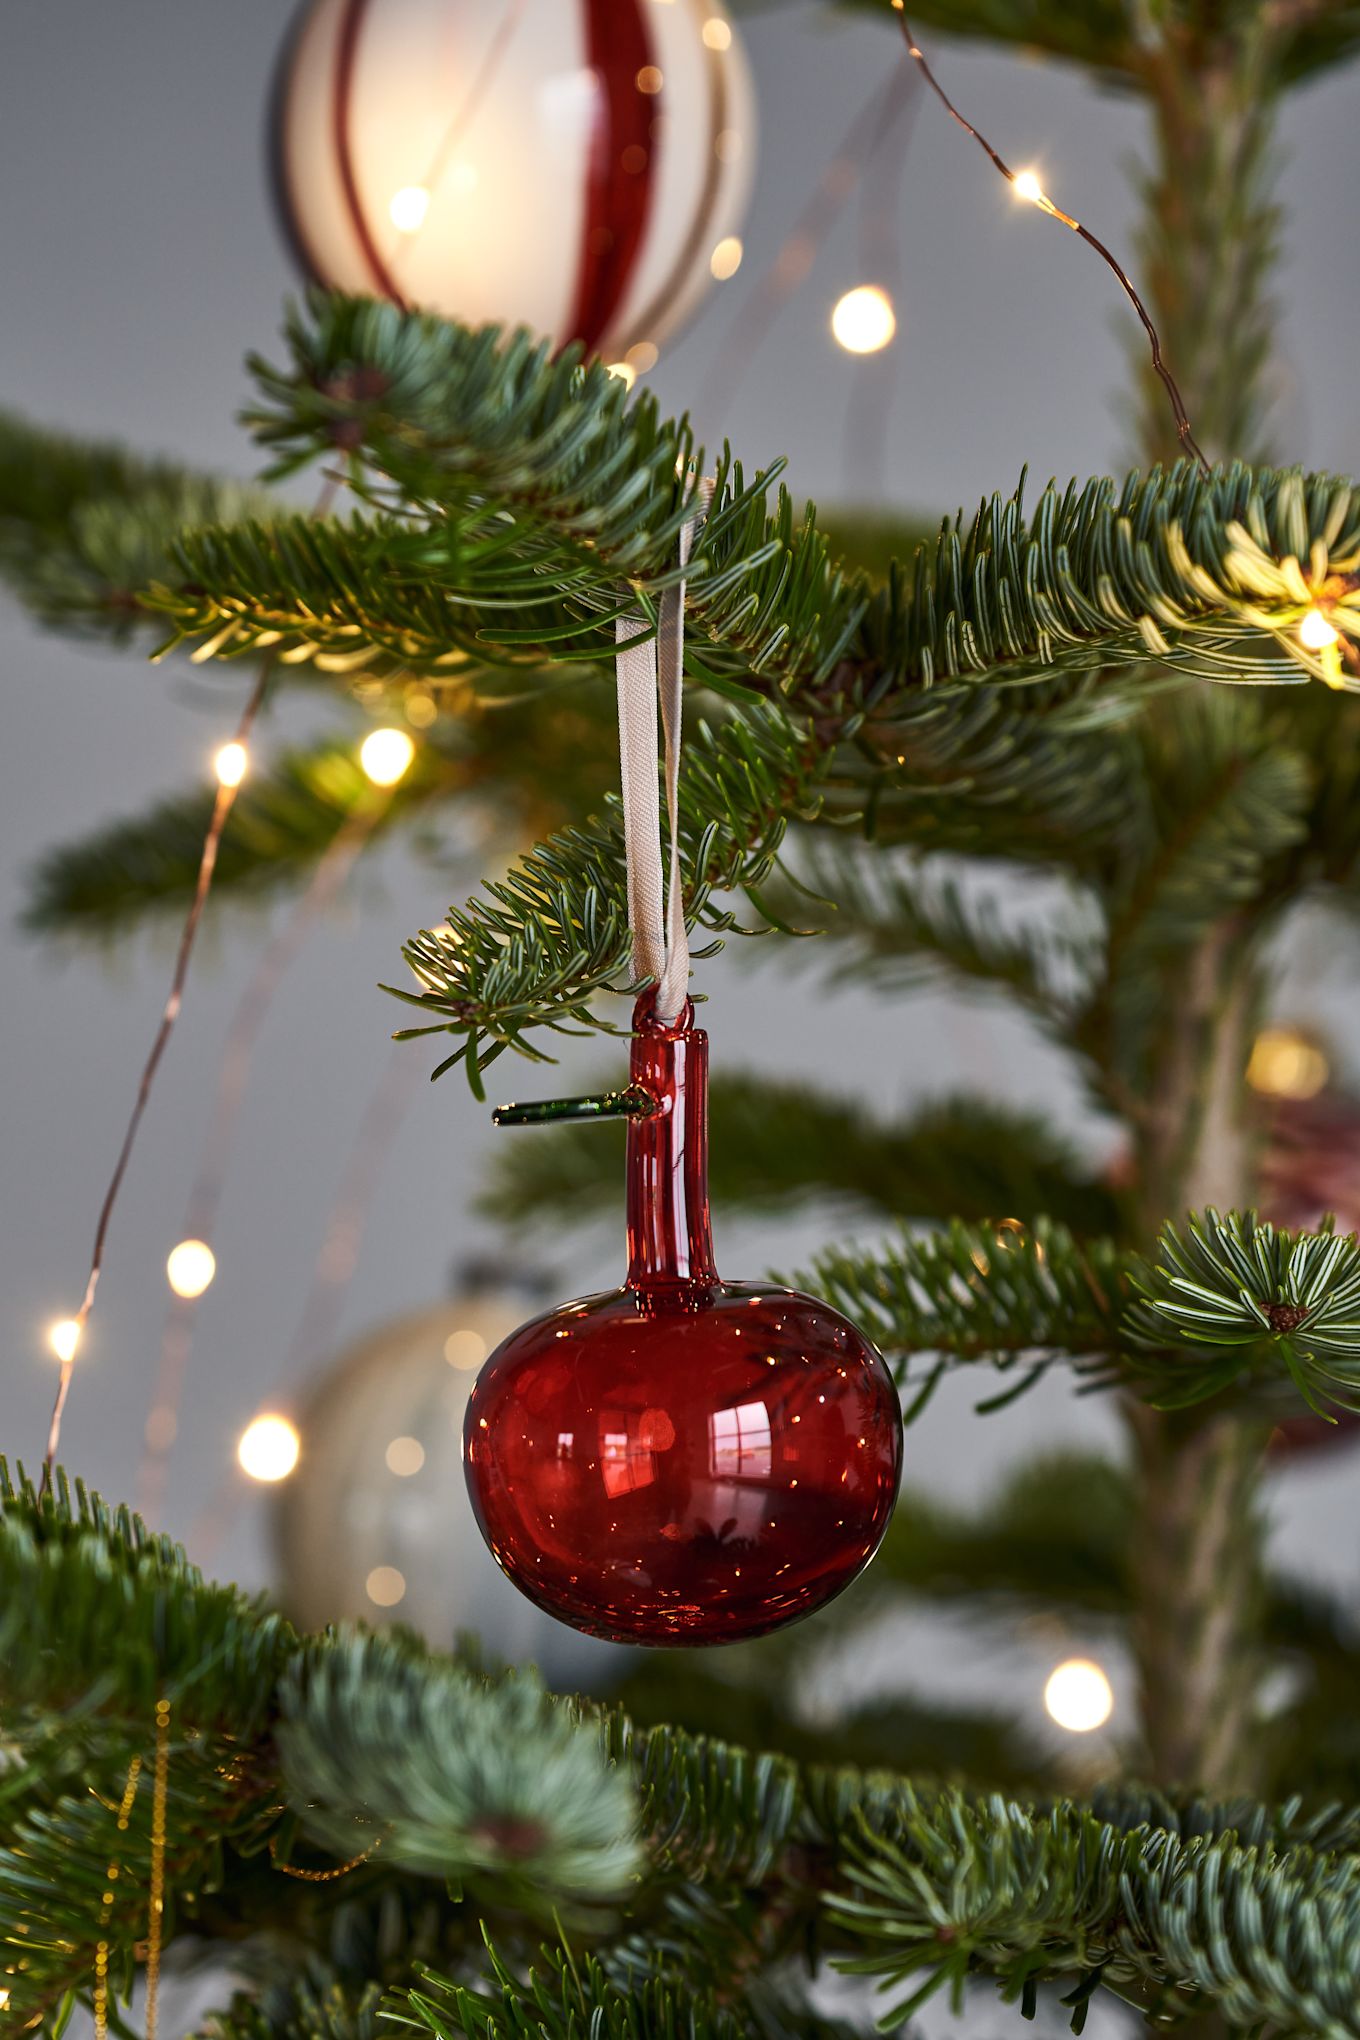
831;285;896;354
359;727;416;786
1246;1027;1329;1101
238;1413;300;1482
1044;1658;1113;1733
366;1564;406;1607
166;1238;216;1300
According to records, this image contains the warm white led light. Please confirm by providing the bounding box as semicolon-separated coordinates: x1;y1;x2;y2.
214;741;249;789
606;361;638;390
238;1413;300;1482
359;727;416;786
47;1318;82;1364
1013;169;1044;205
1044;1658;1113;1733
702;16;733;49
831;285;896;355
1300;607;1340;651
389;185;430;233
166;1238;216;1300
709;234;743;281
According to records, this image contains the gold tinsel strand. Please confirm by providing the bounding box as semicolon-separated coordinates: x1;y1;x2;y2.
144;1700;170;2040
92;1754;144;2040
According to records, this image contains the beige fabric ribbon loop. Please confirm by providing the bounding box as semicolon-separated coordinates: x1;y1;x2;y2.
615;488;710;1023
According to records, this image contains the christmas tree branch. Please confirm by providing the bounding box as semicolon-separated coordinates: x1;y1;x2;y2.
7;1466;1360;2037
827;1782;1360;2032
1080;694;1310;1093
0;410;272;647
385;703;821;1088
20;735;452;937
391;1939;866;2040
798;1208;1360;1421
159;299;1360;706
787;842;1097;1019
20;677;622;939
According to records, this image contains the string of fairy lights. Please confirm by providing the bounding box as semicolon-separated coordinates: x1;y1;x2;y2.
27;6;1352;1760
42;719;418;1475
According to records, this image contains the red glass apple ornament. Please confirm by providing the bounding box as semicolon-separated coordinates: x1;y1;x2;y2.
464;997;903;1645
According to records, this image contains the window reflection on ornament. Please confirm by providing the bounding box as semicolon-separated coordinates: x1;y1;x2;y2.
601;1413;656;1497
709;1401;772;1479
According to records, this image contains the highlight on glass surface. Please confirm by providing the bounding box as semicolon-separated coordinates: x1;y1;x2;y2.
710;235;743;281
387;183;430;233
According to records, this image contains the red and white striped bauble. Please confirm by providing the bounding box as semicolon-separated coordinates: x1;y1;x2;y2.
271;0;756;364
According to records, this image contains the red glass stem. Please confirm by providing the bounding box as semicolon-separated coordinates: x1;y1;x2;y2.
625;996;717;1290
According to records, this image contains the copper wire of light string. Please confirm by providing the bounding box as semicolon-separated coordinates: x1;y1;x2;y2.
41;660;273;1488
844;44;921;498
268;1834;380;1881
136;799;389;1521
188;1045;422;1569
697;57;918;420
892;5;1211;476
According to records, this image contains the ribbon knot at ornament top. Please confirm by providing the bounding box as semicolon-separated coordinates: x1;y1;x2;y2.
463;492;903;1647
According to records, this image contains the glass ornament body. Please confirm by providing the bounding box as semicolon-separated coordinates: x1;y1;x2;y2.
465;1000;903;1645
270;0;756;359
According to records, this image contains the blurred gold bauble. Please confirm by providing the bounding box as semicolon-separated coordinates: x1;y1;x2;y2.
274;1288;627;1687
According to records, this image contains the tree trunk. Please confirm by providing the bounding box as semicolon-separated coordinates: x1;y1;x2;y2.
1127;932;1268;1794
1126;1404;1267;1793
1132;25;1281;470
1119;12;1290;1800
